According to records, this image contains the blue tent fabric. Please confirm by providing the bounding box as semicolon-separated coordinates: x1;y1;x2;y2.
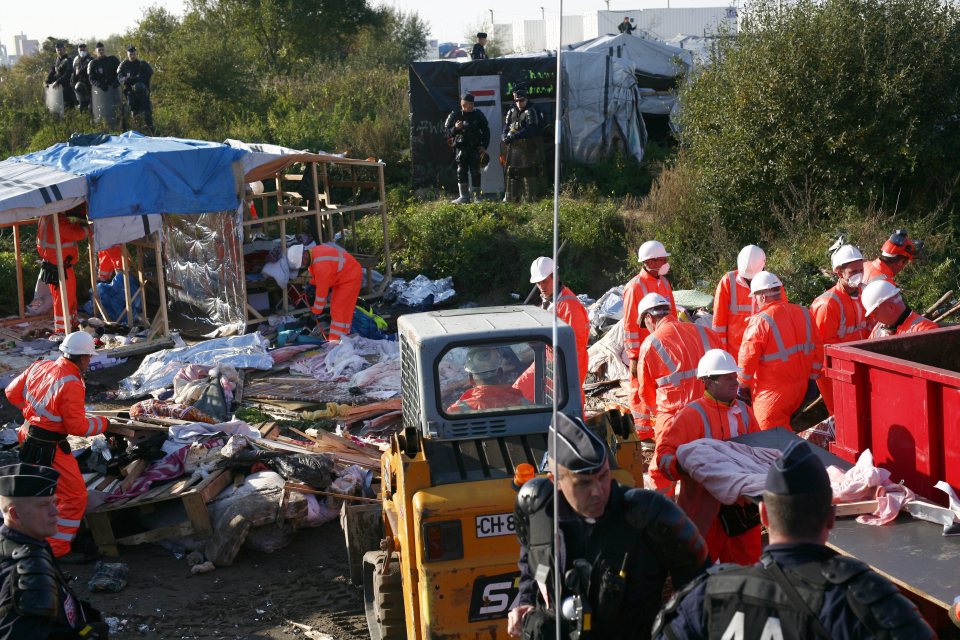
80;273;142;322
12;132;247;219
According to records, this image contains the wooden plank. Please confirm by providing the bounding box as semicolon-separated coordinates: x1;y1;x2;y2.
834;500;879;517
182;492;213;537
115;521;196;547
198;470;232;502
85;511;120;557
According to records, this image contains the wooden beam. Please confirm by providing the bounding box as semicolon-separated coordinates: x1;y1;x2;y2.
13;224;24;319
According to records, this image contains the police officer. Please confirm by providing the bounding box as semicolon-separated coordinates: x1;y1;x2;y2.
116;45;154;129
444;93;490;204
72;43;92;111
472;32;488;60
502;88;546;203
87;43;120;91
46;42;77;109
653;440;935;639
509;413;710;639
0;463;108;638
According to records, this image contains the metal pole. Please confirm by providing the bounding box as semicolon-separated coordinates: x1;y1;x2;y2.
13;224;24;319
551;2;563;638
50;212;71;332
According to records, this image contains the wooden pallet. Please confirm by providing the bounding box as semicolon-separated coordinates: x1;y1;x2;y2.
85;469;231;557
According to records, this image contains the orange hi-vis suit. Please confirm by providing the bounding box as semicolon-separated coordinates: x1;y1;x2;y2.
737;300;824;430
307;243;363;342
5;357;109;557
638;316;721;489
810;283;869;414
863;258;896;286
622;269;676;436
97;245;123;281
656;393;761;564
869;309;938;339
712;270;755;357
447;385;530;413
37;215;88;333
551;285;590;392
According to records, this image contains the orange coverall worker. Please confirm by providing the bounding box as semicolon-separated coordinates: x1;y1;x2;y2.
638;317;721;488
447;385;530;413
5;358;109;557
307;243;363;342
655;393;761;564
869;309;938;339
712;271;754;357
737;300;824;430
622;270;676;436
551;286;590;392
37;215;88;333
97;245;123;281
863;258;896;286
810;283;869;414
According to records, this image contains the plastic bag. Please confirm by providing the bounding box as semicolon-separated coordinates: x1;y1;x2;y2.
269;453;336;489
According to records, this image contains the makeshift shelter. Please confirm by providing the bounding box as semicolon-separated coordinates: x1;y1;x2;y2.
409;34;691;190
0;133;391;340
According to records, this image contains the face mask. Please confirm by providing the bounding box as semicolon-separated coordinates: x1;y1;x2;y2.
846;272;863;288
79;51;88;57
658;263;671;277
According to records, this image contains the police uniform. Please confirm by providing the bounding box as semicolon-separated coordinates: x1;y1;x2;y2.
72;45;92;111
653;441;935;640
0;464;107;639
472;32;488;60
502;89;546;203
88;45;121;91
116;46;154;129
46;47;78;109
513;414;710;639
444;93;490;202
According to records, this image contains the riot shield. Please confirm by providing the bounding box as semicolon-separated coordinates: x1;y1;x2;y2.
45;85;65;117
91;85;122;129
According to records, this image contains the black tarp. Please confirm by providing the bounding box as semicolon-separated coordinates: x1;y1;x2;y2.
409;57;558;192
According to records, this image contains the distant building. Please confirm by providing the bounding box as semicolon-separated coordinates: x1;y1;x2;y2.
0;44;8;66
14;33;39;57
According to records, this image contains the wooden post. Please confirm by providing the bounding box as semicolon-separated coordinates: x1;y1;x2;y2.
320;162;334;240
120;247;134;326
13;224;24;319
378;163;392;293
133;246;149;327
276;172;289;315
86;239;109;321
50;212;72;331
310;161;323;243
153;231;169;337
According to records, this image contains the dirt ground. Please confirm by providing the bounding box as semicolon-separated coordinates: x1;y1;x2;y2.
0;355;371;640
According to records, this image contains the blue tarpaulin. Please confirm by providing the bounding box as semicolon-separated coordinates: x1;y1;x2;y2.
11;132;247;219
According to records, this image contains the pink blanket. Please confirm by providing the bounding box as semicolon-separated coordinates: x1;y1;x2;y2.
676;439;782;505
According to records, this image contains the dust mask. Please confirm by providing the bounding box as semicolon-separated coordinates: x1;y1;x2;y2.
658;263;671;277
80;51;88;58
846;272;863;288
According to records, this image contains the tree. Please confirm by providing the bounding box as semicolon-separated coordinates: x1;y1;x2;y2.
348;7;429;68
677;0;960;236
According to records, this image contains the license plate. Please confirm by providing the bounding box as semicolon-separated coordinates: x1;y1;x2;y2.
475;513;516;538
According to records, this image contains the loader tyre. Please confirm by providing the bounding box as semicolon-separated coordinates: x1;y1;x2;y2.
364;551;404;639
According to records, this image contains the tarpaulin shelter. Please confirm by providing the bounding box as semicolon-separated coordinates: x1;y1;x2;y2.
0;132;391;339
409;34;691;191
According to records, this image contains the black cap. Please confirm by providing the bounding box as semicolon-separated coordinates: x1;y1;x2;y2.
513;88;528;99
78;43;87;49
126;45;137;52
55;42;65;49
765;441;831;496
461;93;475;103
95;42;105;49
477;32;488;39
0;464;60;497
551;413;607;474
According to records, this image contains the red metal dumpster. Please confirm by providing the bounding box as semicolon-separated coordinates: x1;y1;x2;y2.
825;325;960;502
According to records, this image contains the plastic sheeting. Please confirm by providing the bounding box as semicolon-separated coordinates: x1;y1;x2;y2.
12;132;247;220
563;52;647;164
164;210;246;337
119;333;273;399
0;159;87;225
386;275;456;308
81;273;141;322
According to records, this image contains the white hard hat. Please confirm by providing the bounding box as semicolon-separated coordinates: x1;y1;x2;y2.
637;292;671;319
697;348;739;377
464;347;503;374
737;245;766;280
287;244;305;270
529;256;554;283
749;270;783;295
861;280;901;315
59;331;96;356
248;181;264;196
831;244;864;270
637;240;670;262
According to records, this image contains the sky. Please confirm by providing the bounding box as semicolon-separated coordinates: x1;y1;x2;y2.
1;0;729;54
